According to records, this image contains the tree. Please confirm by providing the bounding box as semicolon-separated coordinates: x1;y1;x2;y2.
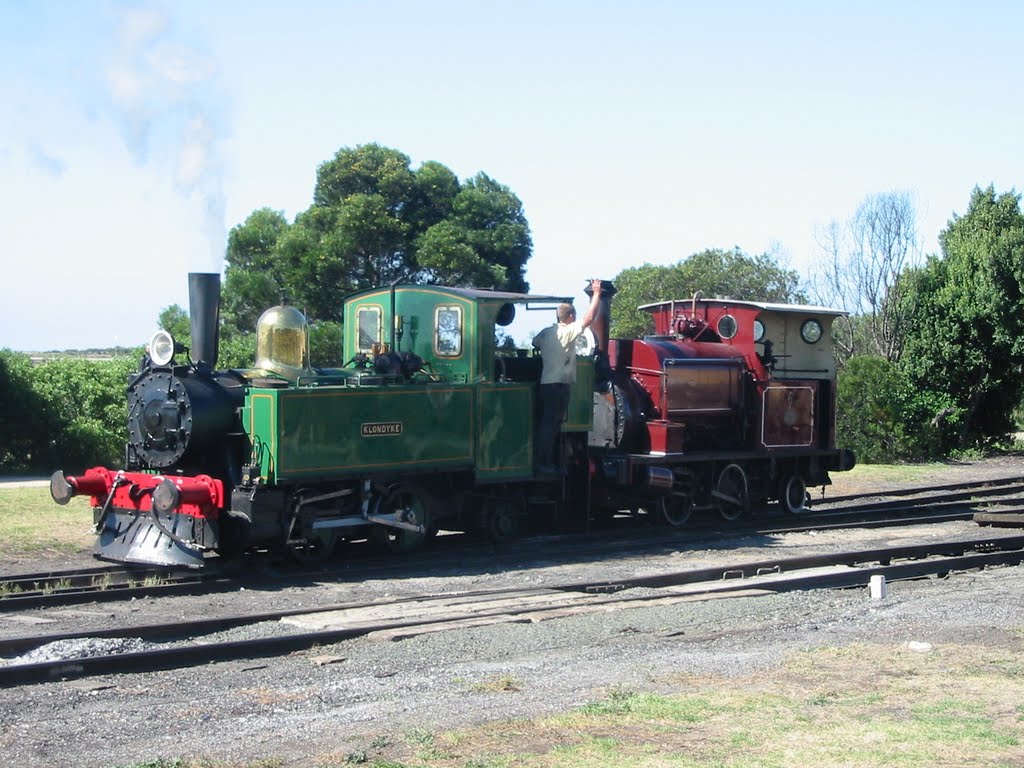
811;191;922;362
221;144;532;328
429;173;531;292
309;321;343;368
158;304;190;340
899;186;1024;442
222;208;291;334
610;248;805;338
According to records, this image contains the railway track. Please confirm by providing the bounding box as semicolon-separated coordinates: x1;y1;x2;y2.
4;476;1024;612
0;563;239;611
811;474;1024;505
2;533;1023;685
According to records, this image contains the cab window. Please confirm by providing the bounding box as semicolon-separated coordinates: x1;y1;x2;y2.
357;306;382;352
435;306;463;357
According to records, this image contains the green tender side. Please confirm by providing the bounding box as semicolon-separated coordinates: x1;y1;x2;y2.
245;384;475;482
476;383;533;481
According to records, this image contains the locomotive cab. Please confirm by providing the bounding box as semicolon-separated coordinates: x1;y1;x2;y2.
338;284;597;481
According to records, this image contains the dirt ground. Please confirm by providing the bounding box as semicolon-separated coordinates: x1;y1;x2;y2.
2;456;1024;767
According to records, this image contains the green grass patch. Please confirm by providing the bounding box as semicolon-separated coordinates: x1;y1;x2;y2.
0;486;93;558
571;686;712;722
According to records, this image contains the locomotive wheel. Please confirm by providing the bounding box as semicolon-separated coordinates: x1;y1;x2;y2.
715;464;750;521
371;484;431;554
287;528;338;565
781;475;808;514
658;495;693;527
485;500;522;545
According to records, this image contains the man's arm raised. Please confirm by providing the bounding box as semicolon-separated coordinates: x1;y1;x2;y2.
579;278;603;330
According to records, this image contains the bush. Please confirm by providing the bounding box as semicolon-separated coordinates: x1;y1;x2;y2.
0;351;142;473
837;355;960;463
0;350;54;472
28;356;138;472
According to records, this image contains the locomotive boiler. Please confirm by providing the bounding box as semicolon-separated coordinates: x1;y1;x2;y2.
51;273;854;568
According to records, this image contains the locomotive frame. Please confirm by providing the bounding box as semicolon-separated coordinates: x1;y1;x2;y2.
51;273;854;568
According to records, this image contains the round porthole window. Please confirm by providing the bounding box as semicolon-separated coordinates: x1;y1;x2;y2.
753;319;765;343
717;314;738;340
800;319;823;344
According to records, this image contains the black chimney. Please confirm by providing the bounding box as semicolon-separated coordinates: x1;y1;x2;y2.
188;272;221;370
584;279;617;353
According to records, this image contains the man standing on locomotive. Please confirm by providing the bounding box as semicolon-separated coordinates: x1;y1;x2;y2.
532;278;603;474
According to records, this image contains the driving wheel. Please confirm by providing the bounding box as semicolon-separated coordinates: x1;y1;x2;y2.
658;495;693;527
780;475;808;514
715;464;750;521
371;484;431;554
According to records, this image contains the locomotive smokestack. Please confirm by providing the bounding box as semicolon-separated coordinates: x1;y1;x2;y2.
584;279;617;352
188;272;221;370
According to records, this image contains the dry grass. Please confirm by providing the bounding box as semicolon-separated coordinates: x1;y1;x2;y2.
469;674;523;694
827;462;950;495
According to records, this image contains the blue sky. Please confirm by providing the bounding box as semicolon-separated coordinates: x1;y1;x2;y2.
1;0;1021;351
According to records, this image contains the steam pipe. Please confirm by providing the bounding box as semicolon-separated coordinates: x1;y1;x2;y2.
389;277;402;352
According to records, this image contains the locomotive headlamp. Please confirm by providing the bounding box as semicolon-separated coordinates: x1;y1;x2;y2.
149;330;176;366
800;319;823;344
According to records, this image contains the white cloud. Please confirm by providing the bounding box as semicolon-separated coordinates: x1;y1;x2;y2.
147;42;217;85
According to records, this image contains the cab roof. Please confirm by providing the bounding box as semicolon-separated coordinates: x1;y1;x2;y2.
345;284;573;305
638;298;847;316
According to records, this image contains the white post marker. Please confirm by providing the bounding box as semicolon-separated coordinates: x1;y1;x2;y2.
869;574;887;600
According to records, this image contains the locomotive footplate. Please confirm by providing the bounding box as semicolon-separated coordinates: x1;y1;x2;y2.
601;447;851;464
597;448;854;478
95;507;214;569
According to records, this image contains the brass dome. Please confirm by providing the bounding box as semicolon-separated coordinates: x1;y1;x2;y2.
256;305;310;381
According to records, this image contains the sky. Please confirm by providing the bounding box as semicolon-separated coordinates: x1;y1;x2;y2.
1;0;1021;352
